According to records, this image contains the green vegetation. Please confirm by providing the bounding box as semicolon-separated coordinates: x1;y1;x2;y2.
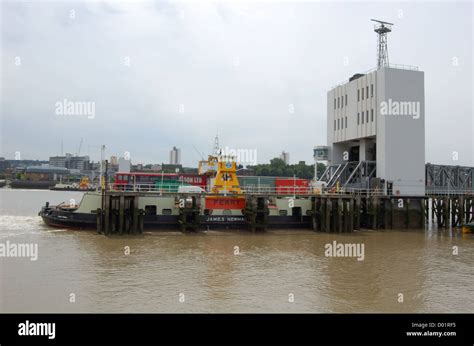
248;158;326;179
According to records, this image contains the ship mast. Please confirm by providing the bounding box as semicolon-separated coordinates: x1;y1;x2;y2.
212;133;220;156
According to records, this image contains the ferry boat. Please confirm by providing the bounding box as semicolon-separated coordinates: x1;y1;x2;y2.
39;155;313;231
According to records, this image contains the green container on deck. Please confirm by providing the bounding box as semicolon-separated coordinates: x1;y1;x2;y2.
237;176;276;189
154;180;187;192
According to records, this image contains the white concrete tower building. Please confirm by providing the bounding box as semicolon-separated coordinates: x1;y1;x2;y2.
327;66;425;195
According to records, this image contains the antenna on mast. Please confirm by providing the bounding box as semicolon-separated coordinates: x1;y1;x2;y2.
371;19;394;69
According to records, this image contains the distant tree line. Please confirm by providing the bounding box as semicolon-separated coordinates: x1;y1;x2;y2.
247;158;327;179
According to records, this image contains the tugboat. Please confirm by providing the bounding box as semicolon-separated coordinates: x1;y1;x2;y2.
50;177;96;191
39;155;313;231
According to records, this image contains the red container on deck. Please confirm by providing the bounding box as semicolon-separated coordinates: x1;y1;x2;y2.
275;178;310;194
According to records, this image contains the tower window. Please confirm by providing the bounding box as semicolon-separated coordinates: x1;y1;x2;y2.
357;90;360;101
362;88;364;100
345;116;347;128
371;109;374;122
362;112;364;124
366;86;369;98
366;110;369;123
345;94;347;106
371;84;374;97
334;98;336;109
334;119;336;130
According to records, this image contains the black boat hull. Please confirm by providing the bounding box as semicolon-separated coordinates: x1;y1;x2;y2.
39;207;312;231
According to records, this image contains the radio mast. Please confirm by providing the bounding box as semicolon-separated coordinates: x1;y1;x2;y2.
371;19;394;69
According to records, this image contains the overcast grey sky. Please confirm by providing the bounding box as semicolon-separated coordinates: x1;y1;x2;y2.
1;1;473;167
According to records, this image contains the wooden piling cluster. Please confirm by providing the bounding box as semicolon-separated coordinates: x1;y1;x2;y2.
311;196;360;232
178;195;201;232
96;192;144;235
427;195;474;228
311;195;425;232
243;196;269;232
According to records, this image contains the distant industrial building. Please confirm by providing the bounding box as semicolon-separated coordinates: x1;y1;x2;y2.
162;164;182;173
119;157;131;173
110;156;118;166
69;156;90;171
49;155;67;168
280;151;290;165
0;157;9;173
169;147;181;165
49;154;91;171
151;164;162;171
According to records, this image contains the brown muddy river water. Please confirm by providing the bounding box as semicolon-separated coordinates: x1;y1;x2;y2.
1;189;473;313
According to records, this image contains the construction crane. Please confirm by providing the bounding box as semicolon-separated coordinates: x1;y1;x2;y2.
76;137;83;156
371;19;394;69
192;145;205;161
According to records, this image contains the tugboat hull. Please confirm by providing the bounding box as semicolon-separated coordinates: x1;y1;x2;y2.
39;191;314;232
40;207;96;230
39;206;312;231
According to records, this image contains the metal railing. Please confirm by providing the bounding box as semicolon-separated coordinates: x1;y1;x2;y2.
110;183;189;193
101;183;473;198
108;183;317;195
389;63;419;71
425;190;474;197
330;63;419;89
